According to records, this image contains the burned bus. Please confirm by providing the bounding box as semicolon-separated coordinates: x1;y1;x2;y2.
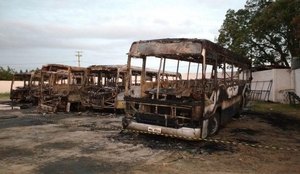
81;65;126;110
10;73;32;103
123;38;251;139
10;71;42;105
39;64;86;112
81;65;179;110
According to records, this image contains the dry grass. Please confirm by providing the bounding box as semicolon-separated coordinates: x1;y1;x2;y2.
251;101;300;117
0;93;9;100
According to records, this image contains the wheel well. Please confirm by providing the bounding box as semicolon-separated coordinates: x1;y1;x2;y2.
216;107;222;125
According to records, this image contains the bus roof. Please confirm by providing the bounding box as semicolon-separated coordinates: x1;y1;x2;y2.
42;64;86;72
88;65;127;72
128;38;251;68
13;72;32;80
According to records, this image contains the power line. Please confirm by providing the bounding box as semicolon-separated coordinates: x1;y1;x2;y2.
75;51;82;67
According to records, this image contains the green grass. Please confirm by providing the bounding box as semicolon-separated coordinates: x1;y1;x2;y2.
251;101;300;117
0;92;10;99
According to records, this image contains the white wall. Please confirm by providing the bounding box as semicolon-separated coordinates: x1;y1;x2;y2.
274;69;292;103
0;81;23;93
252;69;293;103
295;69;300;97
251;69;274;101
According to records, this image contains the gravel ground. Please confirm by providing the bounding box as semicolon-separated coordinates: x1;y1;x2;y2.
0;104;299;174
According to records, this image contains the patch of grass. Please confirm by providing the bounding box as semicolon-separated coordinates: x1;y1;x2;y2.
251;101;300;117
0;92;9;99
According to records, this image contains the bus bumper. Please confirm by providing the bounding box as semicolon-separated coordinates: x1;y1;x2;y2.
124;121;202;140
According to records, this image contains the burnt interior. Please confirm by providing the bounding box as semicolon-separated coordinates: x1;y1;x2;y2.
125;38;252;129
39;64;86;112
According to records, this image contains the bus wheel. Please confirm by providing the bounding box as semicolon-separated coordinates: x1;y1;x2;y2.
208;113;219;136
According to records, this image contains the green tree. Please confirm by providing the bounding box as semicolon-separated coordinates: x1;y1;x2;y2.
218;0;300;67
0;66;15;80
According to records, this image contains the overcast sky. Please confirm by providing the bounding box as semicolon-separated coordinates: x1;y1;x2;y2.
0;0;246;71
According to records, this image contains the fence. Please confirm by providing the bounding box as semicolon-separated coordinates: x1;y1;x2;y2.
250;80;273;101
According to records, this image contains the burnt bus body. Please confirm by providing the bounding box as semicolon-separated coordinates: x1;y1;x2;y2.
82;65;178;111
39;64;86;112
123;38;251;139
10;73;32;103
10;71;42;105
81;65;125;110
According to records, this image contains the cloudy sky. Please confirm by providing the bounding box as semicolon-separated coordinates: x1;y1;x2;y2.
0;0;246;71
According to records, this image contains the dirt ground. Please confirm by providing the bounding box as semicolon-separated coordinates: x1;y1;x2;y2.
0;101;299;174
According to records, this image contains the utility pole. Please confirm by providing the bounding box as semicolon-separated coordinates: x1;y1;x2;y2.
75;51;82;67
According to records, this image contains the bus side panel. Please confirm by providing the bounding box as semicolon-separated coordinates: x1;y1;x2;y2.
220;96;242;125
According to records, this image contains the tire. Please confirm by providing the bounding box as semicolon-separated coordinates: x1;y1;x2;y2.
208;112;220;136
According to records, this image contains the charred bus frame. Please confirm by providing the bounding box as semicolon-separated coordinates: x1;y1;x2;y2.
81;65;126;110
82;65;179;110
123;38;251;139
10;71;41;105
39;64;86;112
10;73;32;103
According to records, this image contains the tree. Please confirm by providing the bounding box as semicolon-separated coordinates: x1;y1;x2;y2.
218;0;300;68
0;66;15;80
